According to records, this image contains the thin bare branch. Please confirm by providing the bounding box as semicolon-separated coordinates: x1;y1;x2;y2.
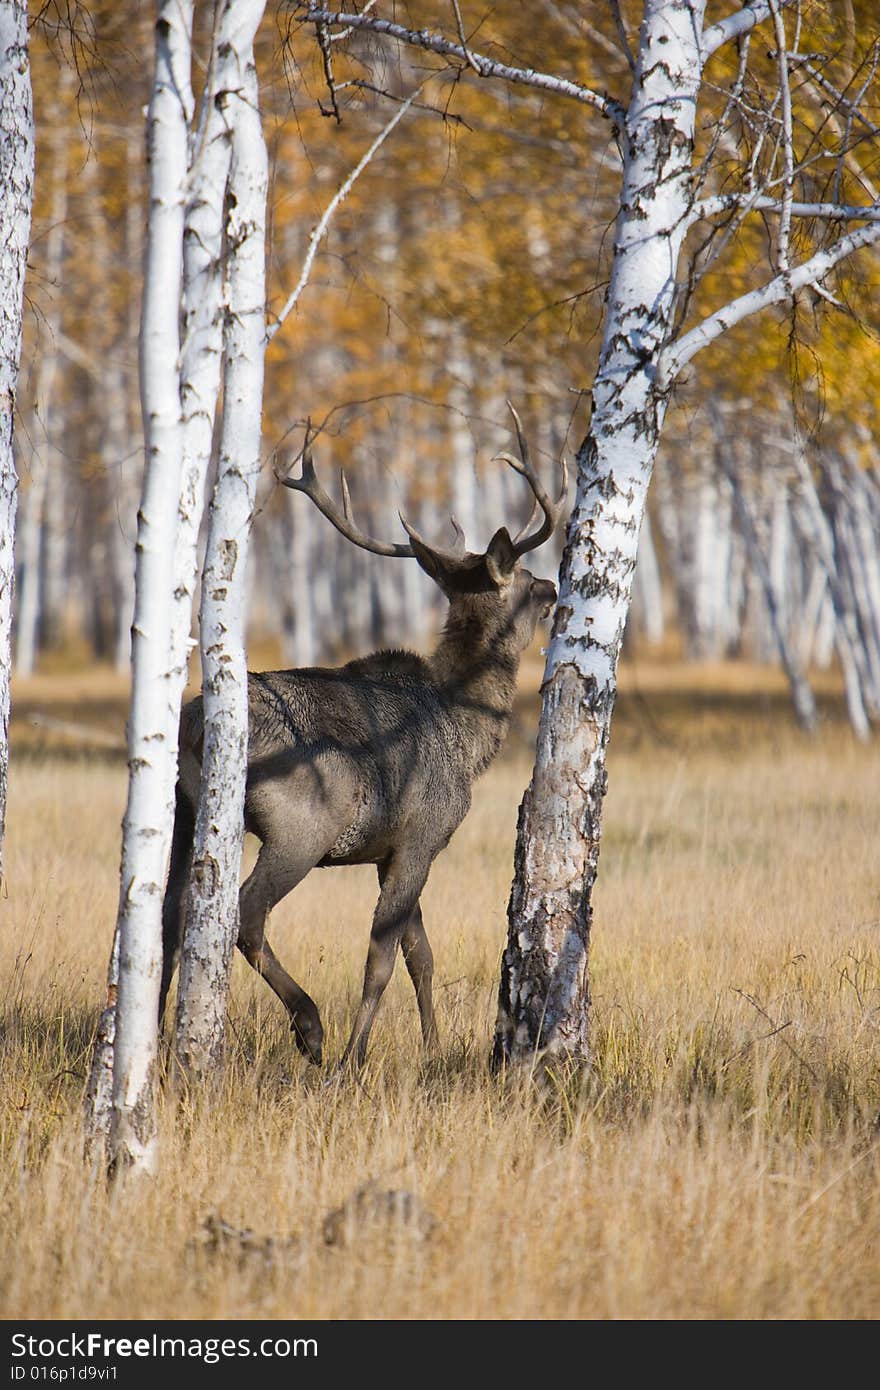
660;215;880;383
534;0;631;71
768;0;793;273
695;31;750;196
328;0;377;42
690;194;880;226
267;83;424;341
798;65;880;206
449;0;479;75
315;18;342;122
702;0;797;60
609;0;636;75
296;7;626;125
833;44;879;203
788;51;880;138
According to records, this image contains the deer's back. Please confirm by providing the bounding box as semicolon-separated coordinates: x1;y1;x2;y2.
178;653;471;864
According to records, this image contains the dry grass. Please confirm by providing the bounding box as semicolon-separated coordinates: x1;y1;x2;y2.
1;658;878;1320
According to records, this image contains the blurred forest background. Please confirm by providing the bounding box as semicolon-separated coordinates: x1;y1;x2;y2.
14;2;880;722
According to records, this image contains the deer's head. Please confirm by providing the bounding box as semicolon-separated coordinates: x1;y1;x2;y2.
276;404;565;652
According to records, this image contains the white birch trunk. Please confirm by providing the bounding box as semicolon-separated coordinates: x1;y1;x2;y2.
792;467;870;738
13;433;43;676
833;457;880;714
495;0;706;1065
98;1;194;1174
715;430;817;732
370;454;404;644
0;0;34;880
174;0;268;1077
693;459;722;658
275;499;315;666
798;562;828;669
311;517;335;657
813;589;835;670
14;117;69;685
769;480;791;646
449;337;478;545
631;505;664;646
38;420;66;650
81;127;136;679
654;457;695;645
170;15;238;705
113;129;146;674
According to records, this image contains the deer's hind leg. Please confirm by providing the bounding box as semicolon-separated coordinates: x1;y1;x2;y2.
401;904;439;1054
238;842;327;1065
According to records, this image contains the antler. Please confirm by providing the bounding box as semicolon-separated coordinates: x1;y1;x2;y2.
276;410;566;567
275;421;415;558
493;402;568;556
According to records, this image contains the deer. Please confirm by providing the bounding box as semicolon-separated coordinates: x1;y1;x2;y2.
159;407;565;1069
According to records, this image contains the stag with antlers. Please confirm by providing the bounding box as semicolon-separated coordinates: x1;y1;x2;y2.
159;408;565;1068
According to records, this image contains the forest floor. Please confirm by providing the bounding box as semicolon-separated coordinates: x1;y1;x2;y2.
1;651;878;1320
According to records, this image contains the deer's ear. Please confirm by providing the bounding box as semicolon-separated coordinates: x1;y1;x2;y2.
485;527;518;587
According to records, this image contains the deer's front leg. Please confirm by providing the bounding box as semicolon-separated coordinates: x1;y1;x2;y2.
341;857;430;1067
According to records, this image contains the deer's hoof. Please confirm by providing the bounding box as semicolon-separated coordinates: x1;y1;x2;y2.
291;1010;324;1066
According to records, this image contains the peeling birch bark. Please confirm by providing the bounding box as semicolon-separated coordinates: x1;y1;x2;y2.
100;0;195;1175
495;0;707;1066
174;0;268;1077
170;7;238;704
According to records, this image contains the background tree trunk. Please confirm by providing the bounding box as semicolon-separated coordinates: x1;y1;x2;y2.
712;415;818;733
0;0;34;881
14;92;67;678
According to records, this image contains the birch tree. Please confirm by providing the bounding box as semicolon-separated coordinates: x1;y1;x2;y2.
174;0;268;1076
14;122;67;676
100;0;194;1174
298;2;880;1066
0;0;34;881
82;2;431;1149
87;0;268;1154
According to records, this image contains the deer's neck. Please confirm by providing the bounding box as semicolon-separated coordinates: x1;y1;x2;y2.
429;613;520;778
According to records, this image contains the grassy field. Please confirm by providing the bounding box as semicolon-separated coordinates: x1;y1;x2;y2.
1;655;878;1320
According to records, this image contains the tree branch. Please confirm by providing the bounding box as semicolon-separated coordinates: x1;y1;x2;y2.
659;215;880;383
768;0;793;272
296;7;625;124
609;0;636;76
315;17;342;122
689;194;880;227
266;84;424;341
788;51;880;138
702;0;797;60
449;0;479;75
328;0;377;42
